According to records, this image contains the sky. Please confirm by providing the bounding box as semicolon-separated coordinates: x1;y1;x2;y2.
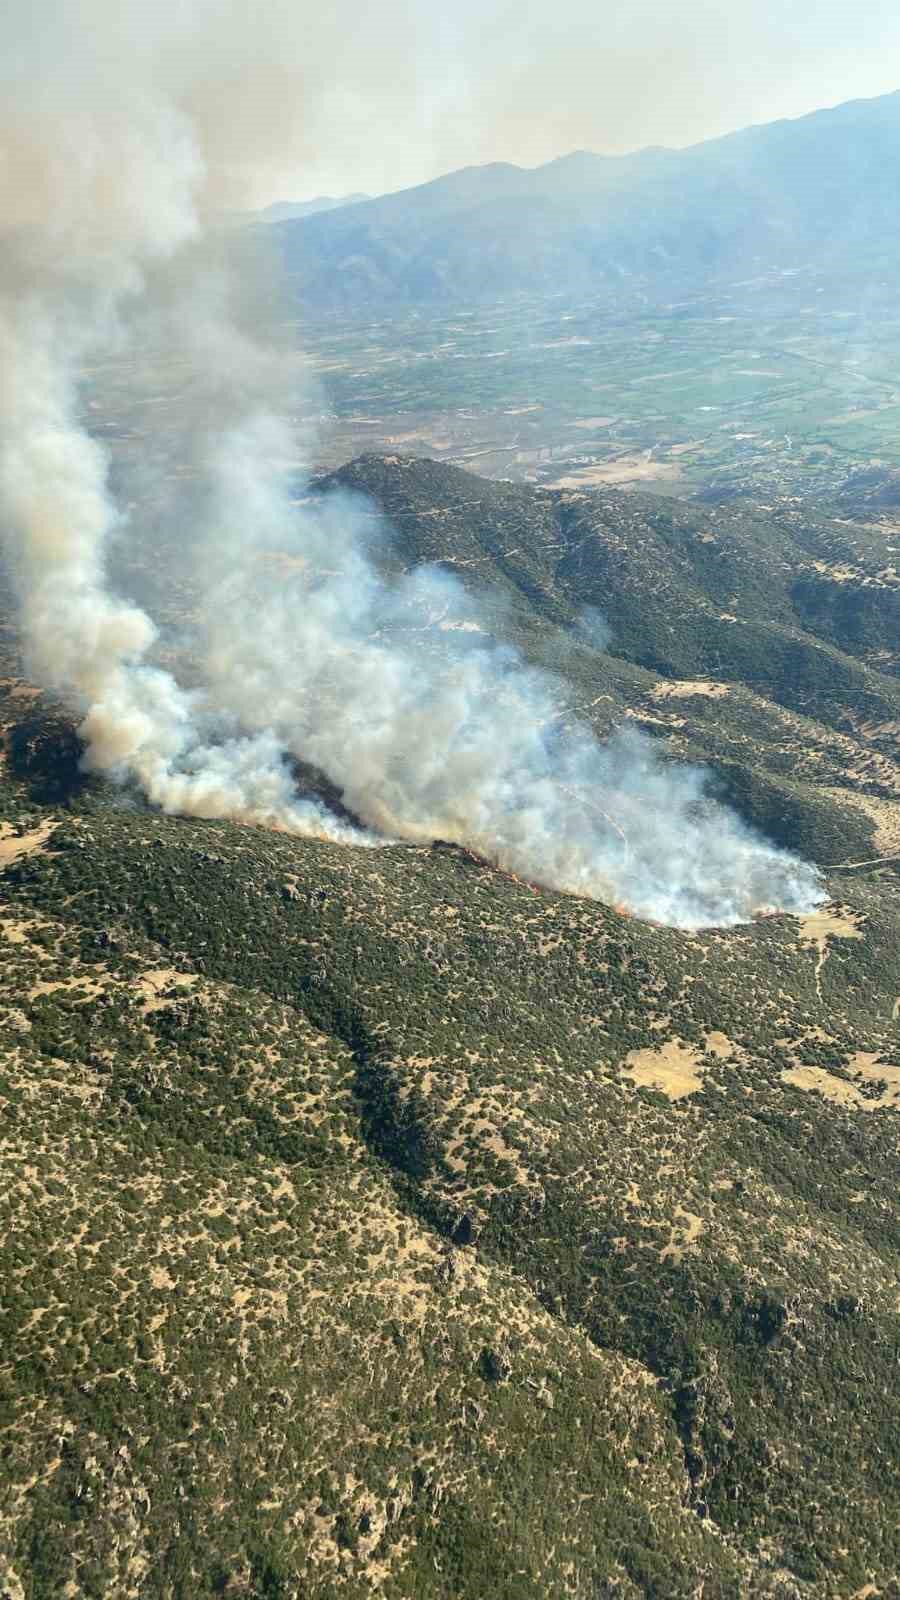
1;0;899;206
216;0;900;203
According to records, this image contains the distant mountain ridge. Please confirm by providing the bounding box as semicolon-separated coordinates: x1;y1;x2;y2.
275;91;900;315
258;192;369;222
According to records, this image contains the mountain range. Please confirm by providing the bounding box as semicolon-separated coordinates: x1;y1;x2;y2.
257;194;369;224
271;91;900;316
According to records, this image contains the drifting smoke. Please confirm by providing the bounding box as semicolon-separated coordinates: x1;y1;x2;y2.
0;6;826;929
573;605;613;652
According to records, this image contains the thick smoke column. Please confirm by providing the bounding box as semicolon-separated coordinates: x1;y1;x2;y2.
0;20;363;842
189;442;823;926
0;6;825;928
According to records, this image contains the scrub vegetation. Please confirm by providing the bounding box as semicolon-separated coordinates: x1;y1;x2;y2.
1;457;898;1599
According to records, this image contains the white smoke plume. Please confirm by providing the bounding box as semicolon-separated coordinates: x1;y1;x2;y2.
0;3;826;928
574;605;613;652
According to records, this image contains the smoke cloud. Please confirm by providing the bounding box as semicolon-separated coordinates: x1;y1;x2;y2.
0;3;826;929
573;606;613;652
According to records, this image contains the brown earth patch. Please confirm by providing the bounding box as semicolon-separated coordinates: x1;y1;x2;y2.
651;679;730;702
551;454;683;489
134;969;199;1014
783;1053;900;1112
0;820;58;868
622;1041;705;1101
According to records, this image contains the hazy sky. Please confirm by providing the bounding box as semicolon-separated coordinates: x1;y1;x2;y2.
2;0;899;206
228;0;900;201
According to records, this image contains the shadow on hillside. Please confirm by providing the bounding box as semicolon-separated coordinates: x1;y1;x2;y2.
5;712;89;805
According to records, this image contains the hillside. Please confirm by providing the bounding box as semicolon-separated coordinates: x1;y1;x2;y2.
320;455;900;868
1;457;899;1598
273;92;900;317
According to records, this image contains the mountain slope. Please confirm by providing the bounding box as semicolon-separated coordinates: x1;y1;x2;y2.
1;457;899;1598
320;455;900;867
275;92;900;316
1;775;898;1598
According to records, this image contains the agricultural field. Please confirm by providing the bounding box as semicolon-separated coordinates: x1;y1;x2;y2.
290;267;900;505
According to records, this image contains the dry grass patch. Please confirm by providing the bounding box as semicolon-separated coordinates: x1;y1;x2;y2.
820;789;900;855
621;1041;706;1101
795;904;865;995
0;820;58;868
796;906;865;945
659;1206;705;1265
651;679;730;701
783;1052;900;1112
134;968;199;1013
551;455;683;489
